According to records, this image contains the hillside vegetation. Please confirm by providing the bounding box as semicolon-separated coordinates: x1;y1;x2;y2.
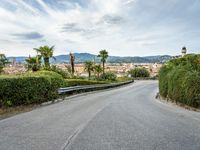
159;54;200;108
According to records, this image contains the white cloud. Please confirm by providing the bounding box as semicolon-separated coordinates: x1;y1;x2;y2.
123;0;136;5
0;0;199;56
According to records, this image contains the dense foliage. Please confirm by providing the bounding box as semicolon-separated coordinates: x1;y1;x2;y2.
0;54;9;74
0;71;65;107
25;55;41;72
47;65;69;78
93;64;102;79
100;72;117;81
128;68;150;78
159;54;200;108
84;61;94;80
34;45;55;69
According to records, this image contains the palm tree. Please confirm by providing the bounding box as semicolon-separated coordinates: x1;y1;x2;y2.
93;64;102;79
98;50;108;75
84;61;94;80
0;53;9;74
34;45;55;69
69;53;75;76
25;55;41;72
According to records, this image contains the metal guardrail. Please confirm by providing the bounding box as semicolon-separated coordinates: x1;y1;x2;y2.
58;80;134;98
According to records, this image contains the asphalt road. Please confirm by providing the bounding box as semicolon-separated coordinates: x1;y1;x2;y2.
0;81;200;150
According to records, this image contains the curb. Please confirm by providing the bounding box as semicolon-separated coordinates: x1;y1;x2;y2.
155;93;200;112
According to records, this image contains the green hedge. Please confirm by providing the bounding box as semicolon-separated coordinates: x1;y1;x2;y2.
99;72;117;81
128;67;150;78
116;76;133;82
47;65;70;79
65;79;110;87
0;71;65;107
159;54;200;108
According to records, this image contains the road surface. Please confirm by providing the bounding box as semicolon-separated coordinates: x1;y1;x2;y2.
0;81;200;150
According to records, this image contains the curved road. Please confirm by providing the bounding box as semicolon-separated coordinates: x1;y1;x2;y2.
0;81;200;150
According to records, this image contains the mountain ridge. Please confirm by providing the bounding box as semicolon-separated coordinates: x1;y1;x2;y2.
8;53;172;63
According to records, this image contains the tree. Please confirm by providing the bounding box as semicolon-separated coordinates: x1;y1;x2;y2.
128;68;150;78
0;54;9;74
84;61;94;80
34;45;55;69
93;64;102;79
69;53;75;76
98;50;108;75
25;55;41;72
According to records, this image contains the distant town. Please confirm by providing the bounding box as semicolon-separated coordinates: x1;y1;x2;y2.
4;48;187;77
61;63;162;77
4;61;162;77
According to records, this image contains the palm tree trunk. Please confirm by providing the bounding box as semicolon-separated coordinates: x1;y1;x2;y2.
89;71;91;80
103;61;105;75
44;57;50;69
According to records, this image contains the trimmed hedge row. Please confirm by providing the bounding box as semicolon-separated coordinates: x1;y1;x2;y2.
65;79;110;87
159;54;200;108
65;78;134;87
0;69;133;107
0;71;65;107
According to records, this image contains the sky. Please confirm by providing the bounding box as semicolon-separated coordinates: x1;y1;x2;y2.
0;0;200;57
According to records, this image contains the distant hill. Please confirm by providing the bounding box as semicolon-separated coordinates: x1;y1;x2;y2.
8;53;173;64
8;57;27;63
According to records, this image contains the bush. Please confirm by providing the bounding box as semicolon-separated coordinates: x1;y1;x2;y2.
25;56;41;72
183;71;200;107
159;54;200;108
128;68;150;78
0;54;9;74
100;72;117;81
159;65;172;98
0;71;65;107
65;79;109;87
47;65;70;79
167;67;187;103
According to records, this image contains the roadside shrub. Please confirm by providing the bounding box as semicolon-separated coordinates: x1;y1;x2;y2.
100;72;117;81
0;71;65;107
167;67;187;103
159;65;171;98
183;71;200;107
159;54;200;108
47;65;70;78
128;68;150;78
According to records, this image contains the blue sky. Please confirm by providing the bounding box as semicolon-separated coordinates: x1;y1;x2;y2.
0;0;199;56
